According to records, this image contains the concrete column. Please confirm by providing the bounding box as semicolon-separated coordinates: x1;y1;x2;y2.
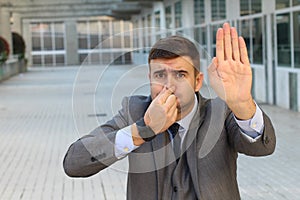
226;0;240;21
263;0;276;105
65;19;79;65
22;21;32;66
182;0;194;37
11;12;22;34
0;8;13;57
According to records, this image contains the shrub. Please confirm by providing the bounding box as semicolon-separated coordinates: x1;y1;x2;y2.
0;36;9;64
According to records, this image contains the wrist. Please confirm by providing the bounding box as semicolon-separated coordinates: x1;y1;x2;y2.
135;118;156;142
229;98;256;120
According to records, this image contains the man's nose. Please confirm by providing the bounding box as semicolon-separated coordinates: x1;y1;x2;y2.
166;74;175;89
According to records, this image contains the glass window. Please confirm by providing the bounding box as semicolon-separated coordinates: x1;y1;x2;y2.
155;11;160;31
55;37;64;50
54;23;64;50
277;13;291;67
32;36;41;51
77;21;88;49
241;20;251;56
142;17;147;48
194;0;205;25
31;22;66;66
194;27;207;58
175;1;182;28
165;6;172;29
90;21;99;49
32;55;42;65
211;24;221;57
252;18;263;64
55;55;65;65
293;0;300;6
147;15;152;46
293;11;300;68
239;18;263;64
251;0;261;14
276;0;290;9
240;0;250;16
240;0;261;16
42;23;52;51
211;0;226;21
44;55;53;65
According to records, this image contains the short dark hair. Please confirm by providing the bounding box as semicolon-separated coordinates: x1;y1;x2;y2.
148;35;200;73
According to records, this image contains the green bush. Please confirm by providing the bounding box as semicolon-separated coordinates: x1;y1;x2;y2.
0;36;9;64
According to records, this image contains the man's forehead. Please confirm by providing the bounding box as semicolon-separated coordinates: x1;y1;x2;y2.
149;56;195;71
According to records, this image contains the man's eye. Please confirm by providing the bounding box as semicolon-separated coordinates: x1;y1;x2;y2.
176;72;185;79
155;73;166;79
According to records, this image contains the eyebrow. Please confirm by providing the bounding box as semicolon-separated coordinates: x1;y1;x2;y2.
152;69;188;74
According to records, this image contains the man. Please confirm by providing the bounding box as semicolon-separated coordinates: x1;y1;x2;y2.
63;23;276;199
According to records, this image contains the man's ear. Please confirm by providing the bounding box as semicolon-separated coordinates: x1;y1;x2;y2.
195;72;204;92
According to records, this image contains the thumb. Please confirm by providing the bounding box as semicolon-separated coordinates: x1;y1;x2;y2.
208;57;218;73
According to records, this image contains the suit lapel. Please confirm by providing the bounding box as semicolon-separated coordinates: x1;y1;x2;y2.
185;94;207;199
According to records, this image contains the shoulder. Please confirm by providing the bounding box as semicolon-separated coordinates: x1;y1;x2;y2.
121;95;152;121
196;93;230;119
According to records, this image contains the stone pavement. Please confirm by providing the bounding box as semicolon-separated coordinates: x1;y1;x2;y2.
0;65;299;200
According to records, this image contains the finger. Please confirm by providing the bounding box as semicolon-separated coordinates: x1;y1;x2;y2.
223;23;232;60
216;28;224;62
231;27;240;61
164;94;177;111
169;103;178;121
239;37;250;65
156;86;173;104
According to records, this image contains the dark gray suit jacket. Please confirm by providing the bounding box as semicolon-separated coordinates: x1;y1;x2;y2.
63;93;276;200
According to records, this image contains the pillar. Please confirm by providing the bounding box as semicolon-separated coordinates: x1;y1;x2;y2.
65;19;79;65
0;8;13;58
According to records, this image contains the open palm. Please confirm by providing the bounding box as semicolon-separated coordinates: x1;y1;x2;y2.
208;23;255;120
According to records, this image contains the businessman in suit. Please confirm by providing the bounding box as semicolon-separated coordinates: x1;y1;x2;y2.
63;23;276;199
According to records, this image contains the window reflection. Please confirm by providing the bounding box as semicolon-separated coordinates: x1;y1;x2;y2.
211;0;226;21
194;0;205;25
175;1;182;28
277;13;291;67
293;11;300;68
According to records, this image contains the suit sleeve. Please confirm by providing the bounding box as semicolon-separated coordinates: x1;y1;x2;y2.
63;97;130;177
225;107;276;156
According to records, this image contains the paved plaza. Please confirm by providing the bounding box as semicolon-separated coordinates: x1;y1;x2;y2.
0;65;299;200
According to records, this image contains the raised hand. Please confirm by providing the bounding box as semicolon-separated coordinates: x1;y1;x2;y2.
208;23;256;120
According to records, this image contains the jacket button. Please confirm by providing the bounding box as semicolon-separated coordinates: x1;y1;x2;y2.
265;137;269;144
173;186;178;192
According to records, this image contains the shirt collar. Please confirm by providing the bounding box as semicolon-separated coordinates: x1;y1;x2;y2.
177;94;198;132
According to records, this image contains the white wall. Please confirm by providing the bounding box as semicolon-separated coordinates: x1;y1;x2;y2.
276;69;289;109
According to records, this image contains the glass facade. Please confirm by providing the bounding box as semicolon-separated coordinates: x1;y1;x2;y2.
239;17;263;64
194;0;205;25
211;0;226;21
165;6;172;29
31;22;65;66
77;20;132;64
276;0;290;9
240;0;261;16
293;11;300;68
174;1;182;28
276;13;291;67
